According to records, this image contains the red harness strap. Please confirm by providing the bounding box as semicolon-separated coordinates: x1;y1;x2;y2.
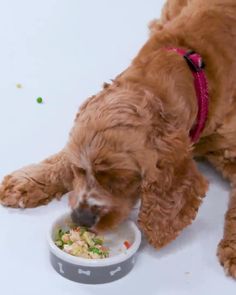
167;48;209;143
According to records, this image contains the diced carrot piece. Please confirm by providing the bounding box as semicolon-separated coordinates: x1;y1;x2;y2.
124;241;131;249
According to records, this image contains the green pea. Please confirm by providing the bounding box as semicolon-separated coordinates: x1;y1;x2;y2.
36;97;43;104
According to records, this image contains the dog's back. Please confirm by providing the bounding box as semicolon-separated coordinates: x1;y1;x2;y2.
135;0;236;147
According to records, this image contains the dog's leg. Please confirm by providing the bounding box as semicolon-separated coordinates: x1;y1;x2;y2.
0;150;73;208
207;150;236;278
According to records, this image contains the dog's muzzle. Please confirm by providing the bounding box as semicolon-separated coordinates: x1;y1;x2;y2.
71;207;97;228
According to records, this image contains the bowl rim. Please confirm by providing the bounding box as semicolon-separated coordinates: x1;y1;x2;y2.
47;213;142;267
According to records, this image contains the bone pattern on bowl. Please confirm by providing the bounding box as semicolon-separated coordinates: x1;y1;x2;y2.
50;252;137;284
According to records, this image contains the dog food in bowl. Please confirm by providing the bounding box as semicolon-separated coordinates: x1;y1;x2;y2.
48;213;141;284
55;227;109;259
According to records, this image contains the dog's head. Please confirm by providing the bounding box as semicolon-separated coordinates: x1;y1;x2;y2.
67;84;144;231
69;145;141;231
67;83;208;247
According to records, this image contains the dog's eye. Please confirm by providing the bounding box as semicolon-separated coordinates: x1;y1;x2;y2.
74;167;86;177
95;171;112;189
78;168;86;175
95;170;129;192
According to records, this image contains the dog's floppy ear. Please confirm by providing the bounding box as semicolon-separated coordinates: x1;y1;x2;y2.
138;129;208;248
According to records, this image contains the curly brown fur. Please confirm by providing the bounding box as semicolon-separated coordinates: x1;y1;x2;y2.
1;0;236;278
0;151;73;208
138;126;208;248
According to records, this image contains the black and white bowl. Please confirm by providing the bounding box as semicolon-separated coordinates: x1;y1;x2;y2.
48;213;142;284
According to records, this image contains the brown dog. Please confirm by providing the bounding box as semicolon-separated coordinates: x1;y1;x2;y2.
1;0;236;278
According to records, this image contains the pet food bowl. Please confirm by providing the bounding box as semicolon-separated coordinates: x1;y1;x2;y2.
48;213;142;284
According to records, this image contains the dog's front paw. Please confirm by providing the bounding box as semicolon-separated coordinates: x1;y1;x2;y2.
0;169;49;208
217;239;236;279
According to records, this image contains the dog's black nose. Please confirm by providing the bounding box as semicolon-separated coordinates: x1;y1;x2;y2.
71;208;97;228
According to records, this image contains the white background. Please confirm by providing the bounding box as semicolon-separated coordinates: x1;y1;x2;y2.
0;0;235;294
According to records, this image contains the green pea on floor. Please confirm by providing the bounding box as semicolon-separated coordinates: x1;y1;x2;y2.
36;97;43;104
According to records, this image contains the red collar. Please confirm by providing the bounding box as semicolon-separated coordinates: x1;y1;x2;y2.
167;48;209;143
